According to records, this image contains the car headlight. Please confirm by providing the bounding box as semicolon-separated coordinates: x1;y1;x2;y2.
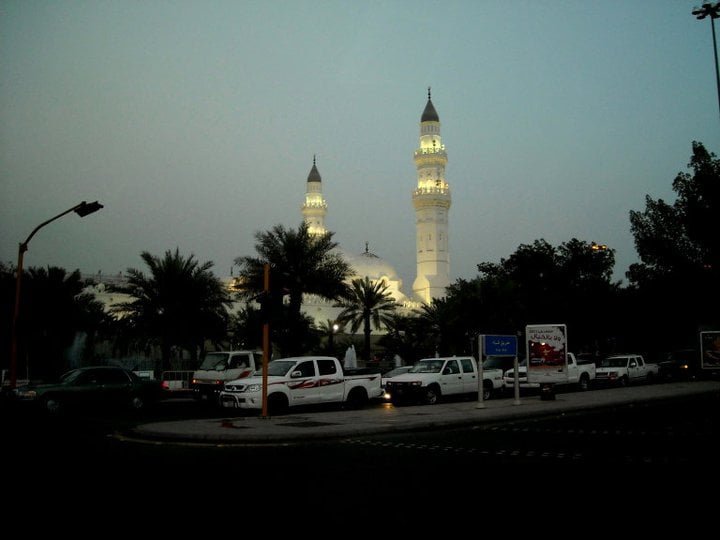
14;389;37;399
245;384;261;393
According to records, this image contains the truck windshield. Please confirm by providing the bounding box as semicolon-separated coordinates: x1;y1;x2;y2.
600;358;628;368
199;353;229;371
409;360;444;373
267;360;297;376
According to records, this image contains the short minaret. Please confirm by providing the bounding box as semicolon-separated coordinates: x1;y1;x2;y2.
301;155;328;237
412;88;451;303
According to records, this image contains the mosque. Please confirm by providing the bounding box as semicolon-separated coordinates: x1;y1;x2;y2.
297;89;453;327
86;90;453;336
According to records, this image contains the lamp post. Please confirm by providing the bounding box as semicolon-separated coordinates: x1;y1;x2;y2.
693;3;720;119
9;201;104;389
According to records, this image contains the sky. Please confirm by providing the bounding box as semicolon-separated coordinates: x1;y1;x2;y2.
2;0;719;293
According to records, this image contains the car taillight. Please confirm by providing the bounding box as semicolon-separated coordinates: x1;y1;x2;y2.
161;381;170;390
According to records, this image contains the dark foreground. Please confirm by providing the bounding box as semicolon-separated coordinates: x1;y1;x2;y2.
3;389;719;521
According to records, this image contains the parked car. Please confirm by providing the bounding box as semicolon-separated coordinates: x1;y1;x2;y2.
381;366;413;399
658;349;701;380
191;350;263;402
10;366;165;414
595;354;658;386
503;358;537;390
504;353;595;391
483;355;518;373
384;356;504;404
219;356;382;414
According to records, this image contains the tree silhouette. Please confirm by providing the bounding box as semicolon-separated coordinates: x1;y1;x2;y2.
115;249;231;372
335;276;397;361
628;141;720;348
234;222;351;356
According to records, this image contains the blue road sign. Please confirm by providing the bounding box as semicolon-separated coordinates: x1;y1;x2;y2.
483;335;518;357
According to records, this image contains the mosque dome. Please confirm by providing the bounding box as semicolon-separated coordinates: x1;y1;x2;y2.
340;245;400;282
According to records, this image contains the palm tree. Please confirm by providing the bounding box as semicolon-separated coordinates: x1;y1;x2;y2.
335;276;397;361
115;249;232;372
5;265;106;379
234;222;351;355
415;297;455;356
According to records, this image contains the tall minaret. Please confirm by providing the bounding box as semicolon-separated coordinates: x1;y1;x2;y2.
412;88;451;303
301;155;328;236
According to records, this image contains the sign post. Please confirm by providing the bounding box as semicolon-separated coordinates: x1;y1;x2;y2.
476;335;485;409
261;263;270;418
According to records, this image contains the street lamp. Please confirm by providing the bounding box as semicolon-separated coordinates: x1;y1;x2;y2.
9;201;104;389
692;3;720;119
328;321;339;353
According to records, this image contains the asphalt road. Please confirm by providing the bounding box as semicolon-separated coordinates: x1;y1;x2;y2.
4;391;718;517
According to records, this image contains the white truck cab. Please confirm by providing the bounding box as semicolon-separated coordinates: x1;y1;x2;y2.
191;350;262;401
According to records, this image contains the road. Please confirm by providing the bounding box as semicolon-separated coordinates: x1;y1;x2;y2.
5;389;718;490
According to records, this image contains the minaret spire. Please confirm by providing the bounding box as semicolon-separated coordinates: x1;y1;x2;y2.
302;155;328;236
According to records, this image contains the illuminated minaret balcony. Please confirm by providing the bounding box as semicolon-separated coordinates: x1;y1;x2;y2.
301;155;328;237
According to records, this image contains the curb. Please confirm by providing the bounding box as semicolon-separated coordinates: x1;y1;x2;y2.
126;381;720;445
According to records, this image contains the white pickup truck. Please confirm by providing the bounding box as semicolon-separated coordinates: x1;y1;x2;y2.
503;352;595;391
384;356;504;404
191;350;262;401
595;354;658;386
218;356;382;414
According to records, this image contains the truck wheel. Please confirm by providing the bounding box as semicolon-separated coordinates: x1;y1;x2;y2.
482;381;493;401
578;374;590;391
42;395;62;415
424;385;441;405
129;395;146;411
619;376;629;387
346;388;368;409
267;393;289;416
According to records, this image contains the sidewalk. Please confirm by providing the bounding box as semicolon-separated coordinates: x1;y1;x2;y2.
131;380;720;444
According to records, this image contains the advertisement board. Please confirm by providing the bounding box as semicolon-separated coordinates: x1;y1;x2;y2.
526;324;568;384
700;331;720;370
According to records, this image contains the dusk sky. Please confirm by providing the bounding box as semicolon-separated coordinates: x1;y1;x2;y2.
2;1;719;292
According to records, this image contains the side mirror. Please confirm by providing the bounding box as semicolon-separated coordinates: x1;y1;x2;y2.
629;362;637;368
290;370;303;379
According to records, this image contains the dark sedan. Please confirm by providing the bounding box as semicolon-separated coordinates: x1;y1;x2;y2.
658;350;701;381
10;366;165;414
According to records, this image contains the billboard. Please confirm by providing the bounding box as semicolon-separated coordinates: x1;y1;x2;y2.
526;324;568;384
700;331;720;370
